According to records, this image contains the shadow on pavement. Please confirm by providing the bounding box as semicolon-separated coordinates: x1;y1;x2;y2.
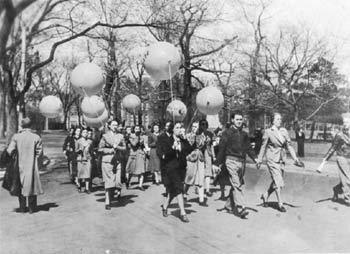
36;202;59;212
257;201;301;211
96;194;137;208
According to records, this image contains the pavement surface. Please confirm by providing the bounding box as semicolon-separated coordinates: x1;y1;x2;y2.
0;131;350;254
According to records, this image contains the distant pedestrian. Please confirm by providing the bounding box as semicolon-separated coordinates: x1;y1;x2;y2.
295;128;305;157
63;127;76;183
76;128;93;194
7;117;43;213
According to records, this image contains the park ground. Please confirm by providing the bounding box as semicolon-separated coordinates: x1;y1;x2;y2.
0;131;350;254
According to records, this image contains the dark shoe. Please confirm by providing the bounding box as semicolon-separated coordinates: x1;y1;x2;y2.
179;214;189;223
237;208;249;219
139;186;145;191
105;205;111;210
260;194;268;207
277;205;287;213
332;186;339;201
199;200;208;207
85;190;91;194
205;191;213;197
15;207;27;213
161;205;168;217
217;206;233;214
78;187;82;193
28;208;36;214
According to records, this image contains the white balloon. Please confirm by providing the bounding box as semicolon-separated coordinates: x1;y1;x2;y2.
39;95;63;118
196;86;224;115
122;94;141;112
81;95;105;118
167;100;187;121
83;109;109;128
71;62;104;96
144;42;182;81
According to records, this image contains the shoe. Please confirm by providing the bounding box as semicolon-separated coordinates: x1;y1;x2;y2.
260;194;268;207
217;206;233;213
86;190;91;194
139;186;145;191
199;200;208;207
237;208;249;219
15;207;26;213
161;205;168;217
277;205;286;213
179;214;189;223
205;191;213;197
78;187;82;193
332;186;339;201
105;205;111;210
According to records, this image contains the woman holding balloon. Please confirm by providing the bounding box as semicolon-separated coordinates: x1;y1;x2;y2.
76;128;93;194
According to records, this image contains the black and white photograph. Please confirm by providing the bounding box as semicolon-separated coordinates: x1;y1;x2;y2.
1;0;350;253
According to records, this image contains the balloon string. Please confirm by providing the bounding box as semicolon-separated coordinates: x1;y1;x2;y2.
168;61;175;123
186;108;198;132
81;87;105;127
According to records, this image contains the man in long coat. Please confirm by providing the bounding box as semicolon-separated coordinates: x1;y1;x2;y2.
7;117;43;213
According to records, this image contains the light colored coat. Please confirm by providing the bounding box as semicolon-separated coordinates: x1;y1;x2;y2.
7;129;43;197
257;126;298;163
98;131;125;163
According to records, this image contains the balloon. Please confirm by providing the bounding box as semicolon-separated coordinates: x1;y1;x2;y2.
83;109;109;128
81;95;105;118
122;94;141;112
39;95;63;118
71;62;104;96
144;42;182;80
166;100;187;121
196;86;224;115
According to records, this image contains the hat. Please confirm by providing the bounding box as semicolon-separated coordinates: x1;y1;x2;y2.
21;117;32;128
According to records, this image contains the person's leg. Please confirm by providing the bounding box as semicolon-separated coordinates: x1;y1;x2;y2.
85;179;90;193
139;174;144;190
28;195;37;213
198;186;205;203
177;193;186;216
105;188;111;210
205;176;212;196
18;193;26;212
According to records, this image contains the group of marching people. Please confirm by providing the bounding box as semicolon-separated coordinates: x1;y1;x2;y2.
4;110;350;217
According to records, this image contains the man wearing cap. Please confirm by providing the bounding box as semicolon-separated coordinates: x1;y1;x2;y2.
214;111;257;219
7;117;43;213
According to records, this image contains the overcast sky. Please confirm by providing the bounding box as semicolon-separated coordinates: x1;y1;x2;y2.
270;0;350;79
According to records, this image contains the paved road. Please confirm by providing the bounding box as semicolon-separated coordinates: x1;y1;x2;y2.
1;162;349;254
0;131;349;253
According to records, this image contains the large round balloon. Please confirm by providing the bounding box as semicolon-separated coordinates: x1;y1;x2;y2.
39;95;63;118
122;94;141;112
83;109;109;128
81;95;105;118
71;62;104;96
196;86;224;115
166;99;187;121
144;42;182;81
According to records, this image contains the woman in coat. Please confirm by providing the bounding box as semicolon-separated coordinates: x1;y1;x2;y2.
257;113;302;212
157;122;193;222
148;123;161;185
126;125;148;190
317;120;350;205
7;117;43;213
76;128;93;194
98;120;126;210
184;121;210;206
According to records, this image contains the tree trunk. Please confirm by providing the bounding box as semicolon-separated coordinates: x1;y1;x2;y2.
0;78;6;138
6;93;18;143
323;122;327;142
309;121;316;142
182;67;196;127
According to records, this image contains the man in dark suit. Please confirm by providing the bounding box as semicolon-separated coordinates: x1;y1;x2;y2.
157;121;192;223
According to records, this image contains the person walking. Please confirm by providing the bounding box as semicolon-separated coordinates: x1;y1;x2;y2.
157;122;193;223
99;120;126;210
295;127;305;157
76;128;93;194
214;111;257;219
317;118;350;205
257;113;303;212
148;123;161;185
63;127;76;183
7;117;43;213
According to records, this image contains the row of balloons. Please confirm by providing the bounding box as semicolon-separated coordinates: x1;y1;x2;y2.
38;42;224;128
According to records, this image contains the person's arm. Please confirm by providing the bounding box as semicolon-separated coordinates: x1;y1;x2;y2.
156;135;176;160
114;135;126;151
98;135;114;154
284;129;299;162
62;136;69;151
148;134;156;148
6;134;17;155
245;133;257;163
257;130;269;164
214;130;228;166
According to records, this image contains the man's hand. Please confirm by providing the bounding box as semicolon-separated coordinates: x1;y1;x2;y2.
212;165;221;174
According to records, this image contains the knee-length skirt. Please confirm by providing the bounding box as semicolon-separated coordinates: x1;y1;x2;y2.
267;160;285;189
102;162;122;189
184;160;205;186
77;160;91;179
